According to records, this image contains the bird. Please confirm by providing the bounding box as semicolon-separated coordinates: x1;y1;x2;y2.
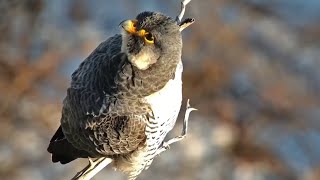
48;11;186;180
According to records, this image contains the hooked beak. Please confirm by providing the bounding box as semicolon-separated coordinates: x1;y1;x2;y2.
119;20;138;34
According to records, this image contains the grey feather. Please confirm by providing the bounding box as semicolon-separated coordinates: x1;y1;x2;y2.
48;11;183;180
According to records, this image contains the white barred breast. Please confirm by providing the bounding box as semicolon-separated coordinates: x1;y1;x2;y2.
143;60;183;168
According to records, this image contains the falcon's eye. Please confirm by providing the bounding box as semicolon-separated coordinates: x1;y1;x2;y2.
144;33;154;44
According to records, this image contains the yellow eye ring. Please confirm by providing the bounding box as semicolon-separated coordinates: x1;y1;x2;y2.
144;33;154;44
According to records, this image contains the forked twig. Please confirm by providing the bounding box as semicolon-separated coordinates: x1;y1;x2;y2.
176;0;194;31
156;99;197;155
176;0;192;23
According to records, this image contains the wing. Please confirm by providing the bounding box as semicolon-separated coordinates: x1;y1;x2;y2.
58;34;148;157
87;114;147;155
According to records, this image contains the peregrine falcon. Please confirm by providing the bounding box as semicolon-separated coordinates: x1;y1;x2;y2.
48;11;190;179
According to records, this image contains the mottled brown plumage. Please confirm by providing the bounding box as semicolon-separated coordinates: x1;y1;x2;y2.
48;11;183;179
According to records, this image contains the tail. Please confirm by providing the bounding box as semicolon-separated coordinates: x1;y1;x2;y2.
47;126;90;164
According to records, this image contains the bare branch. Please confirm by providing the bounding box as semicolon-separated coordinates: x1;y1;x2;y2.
176;0;192;23
156;99;197;155
71;157;113;180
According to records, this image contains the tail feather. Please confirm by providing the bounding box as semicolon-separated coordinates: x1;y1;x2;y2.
48;126;89;164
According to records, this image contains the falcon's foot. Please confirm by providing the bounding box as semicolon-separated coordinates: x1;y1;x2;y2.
156;99;197;155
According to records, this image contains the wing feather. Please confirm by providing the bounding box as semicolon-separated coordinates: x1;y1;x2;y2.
60;34;148;157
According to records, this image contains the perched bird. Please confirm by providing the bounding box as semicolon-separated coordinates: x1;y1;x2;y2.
48;11;191;179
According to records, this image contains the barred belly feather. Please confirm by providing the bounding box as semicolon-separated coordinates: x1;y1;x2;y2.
114;61;183;179
144;61;183;167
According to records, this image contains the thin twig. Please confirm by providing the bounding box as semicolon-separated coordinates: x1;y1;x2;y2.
71;157;113;180
156;99;197;155
176;0;192;23
179;18;195;31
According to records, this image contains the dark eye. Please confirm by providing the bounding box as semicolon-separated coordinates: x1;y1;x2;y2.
144;33;154;44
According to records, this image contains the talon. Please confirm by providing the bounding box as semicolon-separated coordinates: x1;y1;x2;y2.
147;111;155;119
88;157;94;166
163;142;170;150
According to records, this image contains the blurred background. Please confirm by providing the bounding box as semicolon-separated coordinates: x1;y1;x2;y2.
1;0;320;179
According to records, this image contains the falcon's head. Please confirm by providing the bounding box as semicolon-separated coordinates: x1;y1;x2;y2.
120;12;182;70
